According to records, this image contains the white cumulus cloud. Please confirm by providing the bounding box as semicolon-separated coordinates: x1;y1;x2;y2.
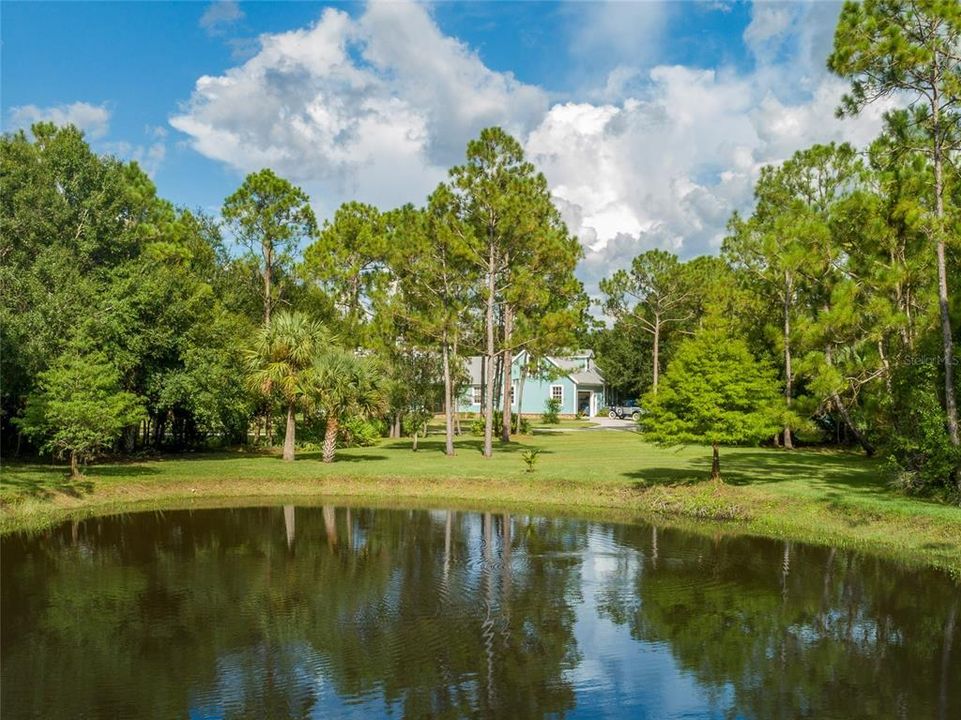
7;101;111;138
171;1;547;214
169;0;896;297
529;66;892;294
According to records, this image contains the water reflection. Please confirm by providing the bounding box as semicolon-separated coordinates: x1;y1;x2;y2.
1;507;958;719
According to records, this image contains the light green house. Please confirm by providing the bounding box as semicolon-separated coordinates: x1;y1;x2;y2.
457;350;607;418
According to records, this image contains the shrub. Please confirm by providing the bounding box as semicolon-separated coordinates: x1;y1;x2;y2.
340;417;385;447
470;410;531;435
542;398;561;424
883;365;961;499
521;448;542;472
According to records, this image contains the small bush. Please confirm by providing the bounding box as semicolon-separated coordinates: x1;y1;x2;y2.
542;398;561;424
521;448;542;472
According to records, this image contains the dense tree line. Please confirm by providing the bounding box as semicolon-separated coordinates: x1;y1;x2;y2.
596;0;961;492
1;125;585;472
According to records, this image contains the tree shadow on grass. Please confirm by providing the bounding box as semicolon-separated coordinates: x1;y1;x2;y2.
717;450;878;488
374;436;553;456
625;467;708;487
87;465;161;478
1;469;95;500
624;447;951;511
326;453;391;463
451;438;555;456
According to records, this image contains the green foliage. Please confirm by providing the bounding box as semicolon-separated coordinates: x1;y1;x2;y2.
884;366;961;497
592;318;652;402
306;350;386;422
223;169;316;323
246;310;331;460
246;311;329;405
828;0;961;123
15;352;145;474
521;448;542;472
472;411;531;436
542;398;561;424
299;416;385;450
301;202;389;340
341;417;386;447
639;323;782;446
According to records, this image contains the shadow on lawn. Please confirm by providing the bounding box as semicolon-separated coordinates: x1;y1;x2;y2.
1;467;96;500
376;436;552;456
627;448;893;496
297;452;390;463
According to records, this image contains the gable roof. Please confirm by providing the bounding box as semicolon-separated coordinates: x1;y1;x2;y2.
461;351;604;386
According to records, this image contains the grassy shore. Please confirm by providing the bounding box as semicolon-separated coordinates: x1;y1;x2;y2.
2;429;960;574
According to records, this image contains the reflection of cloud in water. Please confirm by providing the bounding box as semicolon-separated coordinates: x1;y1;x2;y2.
567;529;735;718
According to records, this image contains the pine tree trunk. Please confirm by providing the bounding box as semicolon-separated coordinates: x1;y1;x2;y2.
263;240;273;327
783;271;794;449
652;317;661;394
483;247;496;458
442;336;455;456
710;441;721;482
931;70;959;449
323;417;338;463
501;306;513;443
282;402;296;462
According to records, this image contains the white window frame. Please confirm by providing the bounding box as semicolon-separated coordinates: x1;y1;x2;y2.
471;385;483;405
550;385;564;406
511;381;517;406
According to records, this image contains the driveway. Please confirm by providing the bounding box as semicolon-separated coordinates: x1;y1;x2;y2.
587;415;637;431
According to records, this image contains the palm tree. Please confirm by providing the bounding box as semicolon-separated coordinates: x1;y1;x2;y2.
307;349;386;463
246;311;330;462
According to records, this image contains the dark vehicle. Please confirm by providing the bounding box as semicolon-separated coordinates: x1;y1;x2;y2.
608;402;642;421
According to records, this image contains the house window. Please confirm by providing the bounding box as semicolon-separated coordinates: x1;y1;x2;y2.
511;382;517;406
472;386;483;405
550;385;564;405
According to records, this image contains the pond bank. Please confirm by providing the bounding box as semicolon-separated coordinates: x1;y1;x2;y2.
2;432;960;575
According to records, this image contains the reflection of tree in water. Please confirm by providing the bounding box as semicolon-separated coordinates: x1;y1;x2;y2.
1;506;586;719
296;509;584;719
596;525;961;720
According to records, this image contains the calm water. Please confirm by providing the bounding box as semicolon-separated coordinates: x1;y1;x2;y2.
1;506;959;720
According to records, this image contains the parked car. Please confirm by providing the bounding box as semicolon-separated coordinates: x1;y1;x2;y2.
608;402;642;421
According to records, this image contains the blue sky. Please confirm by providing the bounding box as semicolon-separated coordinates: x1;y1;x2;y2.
2;1;892;292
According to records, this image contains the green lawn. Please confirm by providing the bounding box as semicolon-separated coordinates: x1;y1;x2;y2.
2;430;960;573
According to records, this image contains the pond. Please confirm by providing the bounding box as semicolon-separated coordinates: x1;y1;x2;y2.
2;505;959;719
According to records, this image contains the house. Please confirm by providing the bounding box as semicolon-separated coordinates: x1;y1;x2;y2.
458;350;607;418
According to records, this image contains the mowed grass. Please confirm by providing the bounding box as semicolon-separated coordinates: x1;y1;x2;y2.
2;430;960;574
